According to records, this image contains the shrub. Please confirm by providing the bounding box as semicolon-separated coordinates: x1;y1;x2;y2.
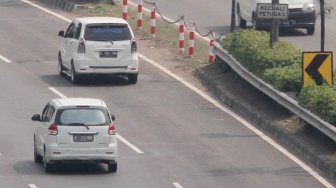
263;63;302;92
298;84;336;125
220;30;301;77
221;29;336;125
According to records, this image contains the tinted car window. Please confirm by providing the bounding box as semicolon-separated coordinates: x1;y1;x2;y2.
41;104;55;122
65;23;75;38
56;108;109;125
84;24;132;41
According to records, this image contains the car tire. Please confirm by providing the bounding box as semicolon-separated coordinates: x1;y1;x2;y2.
237;4;246;28
34;137;43;163
43;148;53;173
70;63;80;84
307;27;315;35
58;53;65;77
128;74;138;84
107;162;117;173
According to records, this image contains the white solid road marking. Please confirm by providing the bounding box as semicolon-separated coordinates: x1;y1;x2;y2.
48;87;144;154
0;54;11;63
116;134;144;154
23;1;333;187
173;182;183;188
21;0;71;23
49;87;67;98
28;184;38;188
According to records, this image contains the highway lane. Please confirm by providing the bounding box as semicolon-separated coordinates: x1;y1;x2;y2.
135;0;335;61
0;0;333;187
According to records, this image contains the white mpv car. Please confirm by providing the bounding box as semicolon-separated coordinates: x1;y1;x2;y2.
32;98;118;173
57;17;139;84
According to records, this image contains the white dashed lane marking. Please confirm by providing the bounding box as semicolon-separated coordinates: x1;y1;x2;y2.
0;54;11;63
173;182;183;188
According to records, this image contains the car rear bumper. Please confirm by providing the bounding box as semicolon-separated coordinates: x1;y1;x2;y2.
45;144;118;163
74;54;139;75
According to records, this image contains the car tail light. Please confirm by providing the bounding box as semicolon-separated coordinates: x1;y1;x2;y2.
131;40;137;53
48;124;58;135
78;38;85;53
108;123;116;135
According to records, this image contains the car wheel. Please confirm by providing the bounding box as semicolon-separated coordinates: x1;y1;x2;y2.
107;162;117;173
128;74;138;84
237;4;246;28
43;148;53;173
58;53;65;76
70;63;80;84
34;137;43;163
307;27;315;35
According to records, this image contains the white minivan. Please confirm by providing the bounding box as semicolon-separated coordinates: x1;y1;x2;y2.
58;17;139;84
236;0;316;35
32;98;118;173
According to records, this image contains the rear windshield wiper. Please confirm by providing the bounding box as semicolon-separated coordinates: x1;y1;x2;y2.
65;123;90;130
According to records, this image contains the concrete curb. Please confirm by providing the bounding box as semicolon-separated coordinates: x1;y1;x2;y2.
195;66;336;180
38;0;77;12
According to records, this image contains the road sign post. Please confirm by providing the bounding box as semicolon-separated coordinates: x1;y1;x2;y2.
271;0;279;48
256;1;288;48
320;0;325;52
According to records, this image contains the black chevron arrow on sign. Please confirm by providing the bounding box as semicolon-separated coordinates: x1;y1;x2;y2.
305;54;329;86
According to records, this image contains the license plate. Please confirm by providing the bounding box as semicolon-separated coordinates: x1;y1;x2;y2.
73;134;94;142
282;20;295;26
100;51;117;58
282;20;290;25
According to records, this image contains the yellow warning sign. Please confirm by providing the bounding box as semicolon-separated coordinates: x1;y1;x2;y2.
303;52;333;87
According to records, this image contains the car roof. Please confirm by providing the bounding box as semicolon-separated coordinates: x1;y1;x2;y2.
75;17;129;25
52;98;107;108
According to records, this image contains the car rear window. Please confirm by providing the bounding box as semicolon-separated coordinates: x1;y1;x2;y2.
84;24;132;41
56;108;110;126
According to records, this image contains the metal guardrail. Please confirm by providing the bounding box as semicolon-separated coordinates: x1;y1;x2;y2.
213;43;336;142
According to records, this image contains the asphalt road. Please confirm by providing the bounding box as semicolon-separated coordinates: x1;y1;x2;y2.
137;0;335;61
0;0;333;187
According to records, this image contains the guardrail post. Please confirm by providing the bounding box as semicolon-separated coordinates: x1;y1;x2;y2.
179;21;185;54
209;39;215;63
137;0;143;29
122;0;128;20
150;7;156;38
188;25;195;57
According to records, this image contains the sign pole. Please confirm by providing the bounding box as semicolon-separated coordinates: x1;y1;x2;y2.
230;0;236;32
320;0;325;52
270;0;279;48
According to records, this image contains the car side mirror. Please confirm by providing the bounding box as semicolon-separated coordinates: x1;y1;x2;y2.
31;114;41;121
111;114;116;121
58;30;65;37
